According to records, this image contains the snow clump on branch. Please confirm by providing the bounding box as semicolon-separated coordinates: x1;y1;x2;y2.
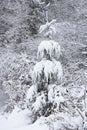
37;40;61;60
32;59;63;84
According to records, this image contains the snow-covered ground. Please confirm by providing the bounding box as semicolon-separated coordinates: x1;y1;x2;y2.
0;107;48;130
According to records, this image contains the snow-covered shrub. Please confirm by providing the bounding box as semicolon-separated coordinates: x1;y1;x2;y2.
1;52;33;112
37;40;60;60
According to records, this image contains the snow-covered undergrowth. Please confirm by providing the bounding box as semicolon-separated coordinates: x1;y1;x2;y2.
0;49;34;112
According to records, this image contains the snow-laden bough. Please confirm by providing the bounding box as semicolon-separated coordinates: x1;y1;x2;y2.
37;40;61;60
32;59;63;84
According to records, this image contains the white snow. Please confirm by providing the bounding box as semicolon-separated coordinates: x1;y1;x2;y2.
0;104;85;130
37;40;60;59
0;107;48;130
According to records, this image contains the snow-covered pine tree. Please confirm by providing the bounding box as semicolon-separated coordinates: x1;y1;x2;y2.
26;40;64;122
26;19;64;122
